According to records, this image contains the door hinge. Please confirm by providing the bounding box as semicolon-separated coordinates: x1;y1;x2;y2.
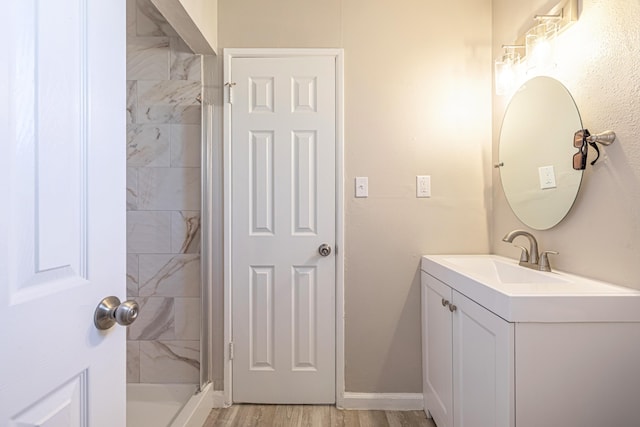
228;341;234;360
225;82;236;104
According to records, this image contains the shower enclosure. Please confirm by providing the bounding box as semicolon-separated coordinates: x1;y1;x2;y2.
125;0;213;425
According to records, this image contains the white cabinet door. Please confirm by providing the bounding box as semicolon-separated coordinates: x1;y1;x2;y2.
422;272;454;427
0;0;126;425
422;274;515;427
452;291;515;427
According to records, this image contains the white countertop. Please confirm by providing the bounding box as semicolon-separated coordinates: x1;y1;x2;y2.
421;254;640;322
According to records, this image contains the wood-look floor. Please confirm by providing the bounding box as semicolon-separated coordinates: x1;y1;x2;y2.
203;405;436;427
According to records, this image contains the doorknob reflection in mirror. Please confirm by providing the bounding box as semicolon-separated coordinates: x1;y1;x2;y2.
94;296;139;330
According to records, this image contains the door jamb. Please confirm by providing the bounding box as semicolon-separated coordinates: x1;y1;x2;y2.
222;48;345;406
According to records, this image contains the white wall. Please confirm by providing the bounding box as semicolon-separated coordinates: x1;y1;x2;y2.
152;0;218;54
177;0;217;51
340;0;492;393
492;0;640;289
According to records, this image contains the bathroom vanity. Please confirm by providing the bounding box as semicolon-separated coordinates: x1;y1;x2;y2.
421;255;640;427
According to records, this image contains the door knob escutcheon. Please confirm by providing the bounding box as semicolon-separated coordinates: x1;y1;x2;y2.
94;296;139;330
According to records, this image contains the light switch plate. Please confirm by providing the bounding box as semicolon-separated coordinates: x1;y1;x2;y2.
417;175;431;198
355;176;368;198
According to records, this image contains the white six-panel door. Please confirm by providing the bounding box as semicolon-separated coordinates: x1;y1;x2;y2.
229;55;337;403
0;0;126;425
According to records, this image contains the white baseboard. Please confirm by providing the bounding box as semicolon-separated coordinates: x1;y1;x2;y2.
211;390;228;408
338;392;424;411
170;383;221;427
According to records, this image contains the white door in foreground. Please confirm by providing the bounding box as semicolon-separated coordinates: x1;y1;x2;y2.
0;0;127;425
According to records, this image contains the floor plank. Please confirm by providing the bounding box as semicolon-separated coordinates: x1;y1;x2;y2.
273;405;303;426
358;410;389;427
202;405;437;427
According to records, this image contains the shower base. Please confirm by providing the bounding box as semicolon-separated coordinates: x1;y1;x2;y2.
127;383;197;427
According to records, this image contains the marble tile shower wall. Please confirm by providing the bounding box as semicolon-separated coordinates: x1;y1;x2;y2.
126;0;201;384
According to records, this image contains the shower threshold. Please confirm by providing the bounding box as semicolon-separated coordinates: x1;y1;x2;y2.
127;383;197;427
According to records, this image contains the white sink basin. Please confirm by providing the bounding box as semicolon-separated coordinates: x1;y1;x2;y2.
440;256;568;285
422;254;640;322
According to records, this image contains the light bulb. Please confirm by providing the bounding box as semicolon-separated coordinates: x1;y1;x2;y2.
526;21;558;74
495;48;521;96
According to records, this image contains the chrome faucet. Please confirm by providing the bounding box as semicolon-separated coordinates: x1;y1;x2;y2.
502;229;539;266
502;230;559;272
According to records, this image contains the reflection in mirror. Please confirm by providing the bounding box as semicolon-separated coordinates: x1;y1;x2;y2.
499;76;583;230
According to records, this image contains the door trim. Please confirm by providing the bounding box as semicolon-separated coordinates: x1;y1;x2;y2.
222;48;344;406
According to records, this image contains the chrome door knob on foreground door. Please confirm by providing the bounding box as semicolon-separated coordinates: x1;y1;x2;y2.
318;243;332;257
94;296;139;330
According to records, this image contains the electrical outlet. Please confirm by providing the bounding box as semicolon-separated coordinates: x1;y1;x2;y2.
538;166;557;190
417;175;431;198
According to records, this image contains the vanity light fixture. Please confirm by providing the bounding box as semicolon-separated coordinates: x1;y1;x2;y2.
525;18;559;74
495;0;578;96
494;45;523;96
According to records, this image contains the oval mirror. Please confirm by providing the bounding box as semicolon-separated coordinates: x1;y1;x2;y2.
499;76;583;230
